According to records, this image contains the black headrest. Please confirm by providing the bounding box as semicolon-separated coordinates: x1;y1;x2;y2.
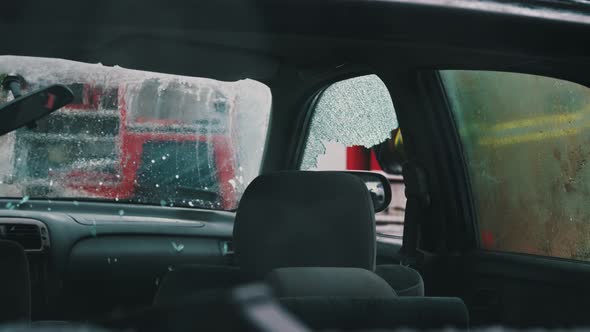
234;171;376;278
266;267;396;298
0;240;31;322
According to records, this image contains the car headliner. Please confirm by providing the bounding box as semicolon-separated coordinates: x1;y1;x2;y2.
1;0;589;81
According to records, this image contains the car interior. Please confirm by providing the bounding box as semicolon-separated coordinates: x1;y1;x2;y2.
1;0;590;331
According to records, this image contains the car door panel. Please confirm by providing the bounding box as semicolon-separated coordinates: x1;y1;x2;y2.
457;251;590;327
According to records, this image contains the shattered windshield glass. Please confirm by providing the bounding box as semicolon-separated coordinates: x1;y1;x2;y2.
0;56;272;210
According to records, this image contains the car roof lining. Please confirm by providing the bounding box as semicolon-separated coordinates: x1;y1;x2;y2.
2;0;590;82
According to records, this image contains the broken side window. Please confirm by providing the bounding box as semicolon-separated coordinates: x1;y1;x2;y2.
300;74;404;240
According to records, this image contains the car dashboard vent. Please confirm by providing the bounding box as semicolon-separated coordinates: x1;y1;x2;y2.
0;219;49;251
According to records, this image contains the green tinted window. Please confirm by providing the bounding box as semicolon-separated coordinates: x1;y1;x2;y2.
441;70;590;260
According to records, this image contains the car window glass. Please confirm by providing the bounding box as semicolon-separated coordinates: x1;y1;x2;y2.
300;74;405;240
0;56;272;211
441;70;590;260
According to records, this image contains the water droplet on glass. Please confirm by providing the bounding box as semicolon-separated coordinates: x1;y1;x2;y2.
73;201;79;206
151;159;155;164
49;180;53;186
99;182;103;186
47;208;52;211
160;200;167;207
162;156;167;160
115;197;119;202
175;175;179;179
107;257;111;264
19;196;30;204
155;184;160;188
118;210;125;216
168;266;174;271
116;174;121;179
5;202;13;209
188;201;194;207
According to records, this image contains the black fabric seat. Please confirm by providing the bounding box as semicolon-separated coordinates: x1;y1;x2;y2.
266;267;397;298
155;171;423;305
280;296;469;330
266;266;467;330
0;240;31;323
233;171;377;278
375;264;424;296
234;171;424;295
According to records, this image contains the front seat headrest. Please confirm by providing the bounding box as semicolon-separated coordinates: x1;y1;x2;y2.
0;240;31;322
234;171;376;278
266;267;396;298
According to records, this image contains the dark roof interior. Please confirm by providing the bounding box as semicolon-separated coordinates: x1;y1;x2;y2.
2;0;590;82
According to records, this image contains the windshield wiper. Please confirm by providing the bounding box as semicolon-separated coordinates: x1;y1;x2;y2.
0;74;73;136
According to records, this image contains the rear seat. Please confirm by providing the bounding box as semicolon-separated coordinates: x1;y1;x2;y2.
266;267;397;298
281;296;468;330
266;266;468;330
155;171;423;304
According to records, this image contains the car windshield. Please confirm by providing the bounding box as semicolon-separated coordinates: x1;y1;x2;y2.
0;56;272;210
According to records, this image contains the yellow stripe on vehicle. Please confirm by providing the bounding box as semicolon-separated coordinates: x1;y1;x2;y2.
488;112;583;132
479;127;581;147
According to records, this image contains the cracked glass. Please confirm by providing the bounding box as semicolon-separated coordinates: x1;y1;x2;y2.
301;74;397;169
299;74;404;239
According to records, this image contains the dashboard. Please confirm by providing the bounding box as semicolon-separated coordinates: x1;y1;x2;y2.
0;199;234;321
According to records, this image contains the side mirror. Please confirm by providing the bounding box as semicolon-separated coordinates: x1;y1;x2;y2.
0;84;74;136
341;171;392;213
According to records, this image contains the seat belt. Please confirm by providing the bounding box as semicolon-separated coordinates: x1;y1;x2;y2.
400;161;430;259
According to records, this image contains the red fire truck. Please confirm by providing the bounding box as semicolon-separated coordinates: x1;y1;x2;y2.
11;79;238;209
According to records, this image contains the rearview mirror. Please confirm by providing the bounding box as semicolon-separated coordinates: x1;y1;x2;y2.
341;171;392;213
0;84;74;136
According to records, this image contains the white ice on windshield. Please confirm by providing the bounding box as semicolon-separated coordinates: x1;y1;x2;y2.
0;56;272;211
0;56;223;90
301;74;398;169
